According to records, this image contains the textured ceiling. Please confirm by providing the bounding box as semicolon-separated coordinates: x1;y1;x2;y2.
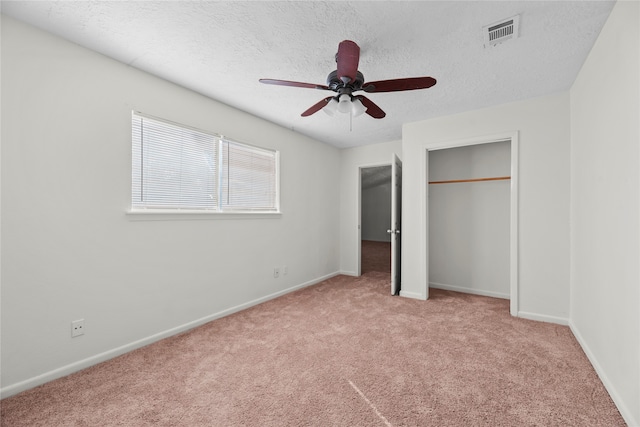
1;1;615;148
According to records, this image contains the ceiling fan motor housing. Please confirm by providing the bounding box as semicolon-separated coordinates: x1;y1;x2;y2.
327;70;365;93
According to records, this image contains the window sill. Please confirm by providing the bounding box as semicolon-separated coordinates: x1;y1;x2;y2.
126;209;282;221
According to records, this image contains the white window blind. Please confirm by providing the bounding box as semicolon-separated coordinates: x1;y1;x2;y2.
132;112;279;212
221;140;278;211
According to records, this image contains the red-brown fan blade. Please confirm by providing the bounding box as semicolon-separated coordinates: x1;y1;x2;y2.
355;95;386;119
336;40;360;85
259;79;330;91
362;77;436;93
301;97;334;117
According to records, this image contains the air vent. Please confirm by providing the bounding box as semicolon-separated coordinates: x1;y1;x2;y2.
483;15;520;47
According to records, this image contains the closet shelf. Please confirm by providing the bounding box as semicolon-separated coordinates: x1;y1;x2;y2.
429;176;511;185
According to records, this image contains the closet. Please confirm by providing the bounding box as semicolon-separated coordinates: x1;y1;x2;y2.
428;141;511;299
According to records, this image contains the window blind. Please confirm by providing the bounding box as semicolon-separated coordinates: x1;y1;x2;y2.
220;140;278;211
131;112;278;212
132;114;218;209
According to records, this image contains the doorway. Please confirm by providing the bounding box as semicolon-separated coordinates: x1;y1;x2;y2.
359;165;392;275
358;154;402;295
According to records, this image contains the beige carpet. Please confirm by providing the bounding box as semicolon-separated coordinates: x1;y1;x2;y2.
361;240;391;274
1;252;624;425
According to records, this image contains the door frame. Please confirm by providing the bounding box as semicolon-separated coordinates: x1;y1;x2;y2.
356;162;393;277
391;154;402;295
420;131;519;315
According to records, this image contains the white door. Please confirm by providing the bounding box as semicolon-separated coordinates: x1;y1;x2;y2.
388;154;402;295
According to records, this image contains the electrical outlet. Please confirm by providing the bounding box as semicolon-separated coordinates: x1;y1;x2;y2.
71;319;85;338
283;265;288;276
273;267;280;278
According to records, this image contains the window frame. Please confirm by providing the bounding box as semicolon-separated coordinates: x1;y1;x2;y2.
128;111;281;219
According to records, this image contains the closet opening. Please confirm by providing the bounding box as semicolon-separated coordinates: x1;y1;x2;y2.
422;132;519;315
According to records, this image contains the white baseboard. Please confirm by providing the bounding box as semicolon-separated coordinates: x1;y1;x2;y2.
569;321;638;427
0;271;340;399
427;282;568;326
338;270;359;277
399;290;425;300
429;282;510;300
517;310;569;326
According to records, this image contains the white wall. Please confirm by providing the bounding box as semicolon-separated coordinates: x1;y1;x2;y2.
403;92;570;322
339;140;402;275
1;16;341;396
429;142;510;299
361;177;391;242
569;1;640;425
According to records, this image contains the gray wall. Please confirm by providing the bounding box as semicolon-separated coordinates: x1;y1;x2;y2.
339;140;402;276
1;16;341;396
402;91;570;321
429;141;510;298
569;1;639;424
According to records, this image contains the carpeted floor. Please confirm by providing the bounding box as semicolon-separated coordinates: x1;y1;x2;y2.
361;240;391;274
1;245;625;426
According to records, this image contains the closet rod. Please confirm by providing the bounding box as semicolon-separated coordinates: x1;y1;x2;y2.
429;176;511;185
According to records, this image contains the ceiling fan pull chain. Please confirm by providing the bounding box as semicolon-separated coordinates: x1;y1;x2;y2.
350;110;353;132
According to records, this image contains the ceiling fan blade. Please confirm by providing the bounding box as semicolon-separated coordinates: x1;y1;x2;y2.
336;40;360;85
355;95;386;119
301;97;334;117
259;79;330;90
362;77;437;93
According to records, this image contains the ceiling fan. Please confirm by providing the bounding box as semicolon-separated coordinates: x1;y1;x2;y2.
259;40;436;119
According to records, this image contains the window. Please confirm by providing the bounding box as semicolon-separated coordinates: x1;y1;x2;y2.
131;112;279;213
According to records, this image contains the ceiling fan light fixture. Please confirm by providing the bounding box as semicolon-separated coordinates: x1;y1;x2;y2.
337;94;352;114
351;98;367;117
323;98;339;116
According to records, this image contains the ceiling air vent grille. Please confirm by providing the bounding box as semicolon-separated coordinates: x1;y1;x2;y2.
483;15;520;47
